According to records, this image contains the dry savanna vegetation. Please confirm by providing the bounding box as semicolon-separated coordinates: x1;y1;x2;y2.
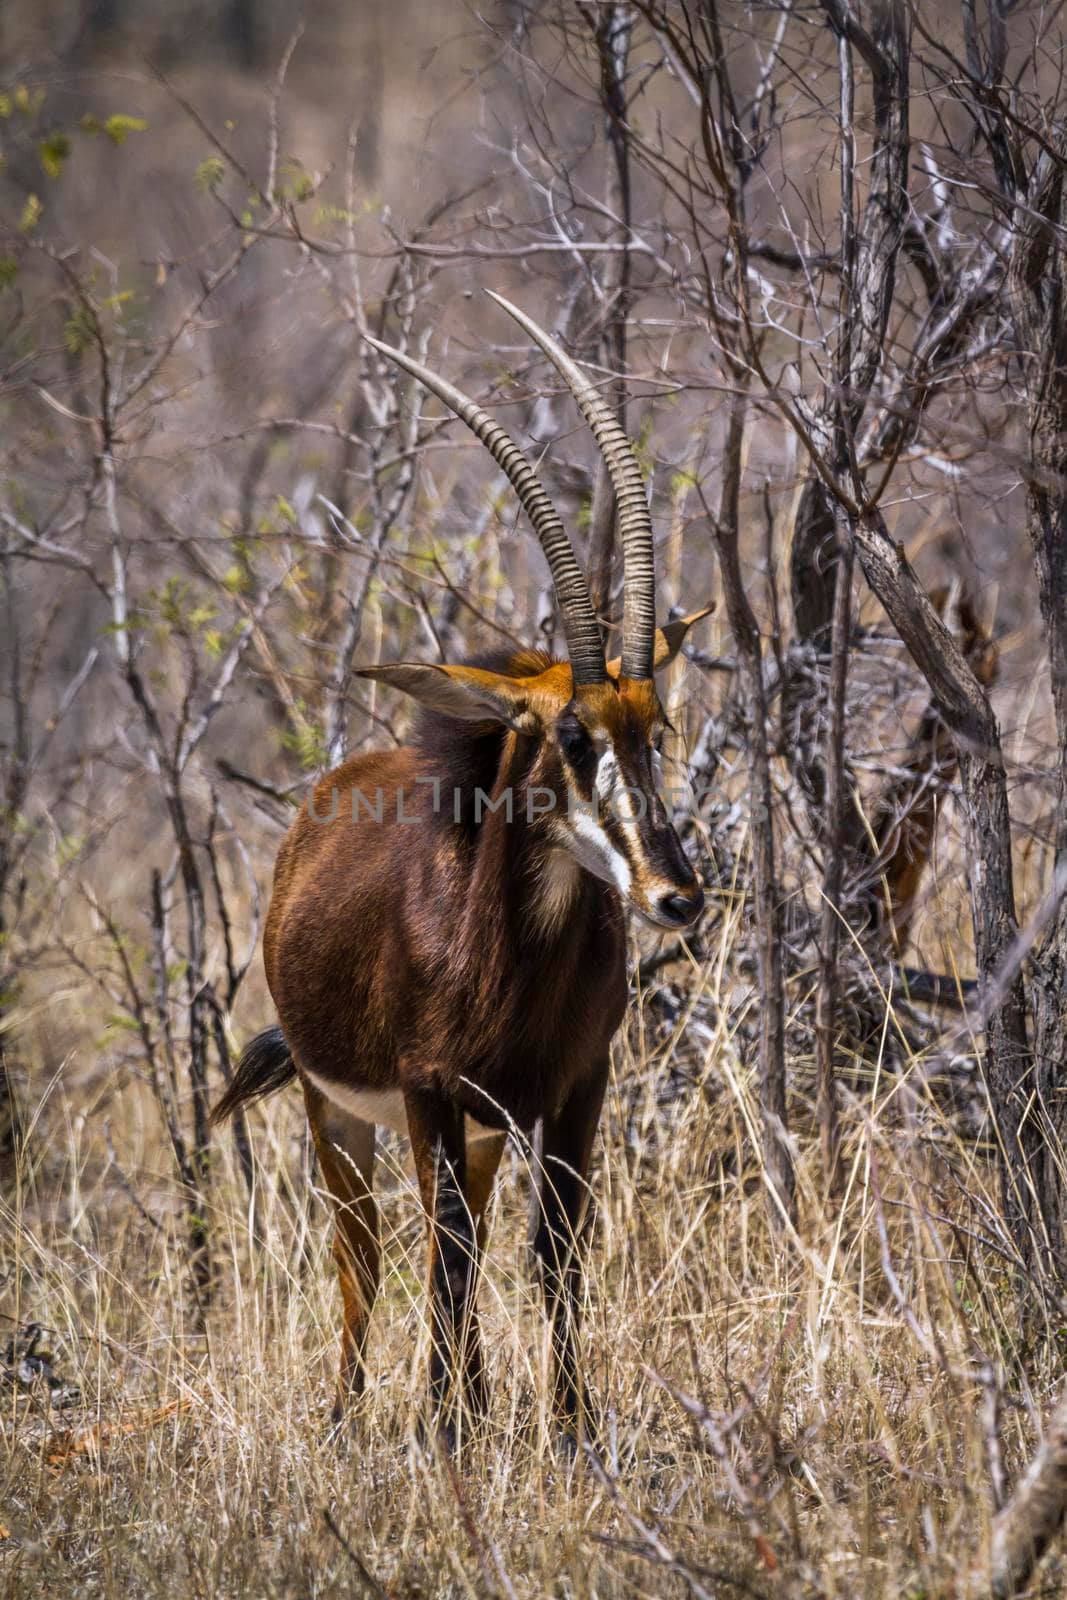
4;2;1067;1595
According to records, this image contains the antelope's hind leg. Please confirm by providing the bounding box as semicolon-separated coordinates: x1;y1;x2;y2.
303;1081;379;1427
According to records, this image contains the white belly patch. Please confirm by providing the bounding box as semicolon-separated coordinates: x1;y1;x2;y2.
302;1067;502;1143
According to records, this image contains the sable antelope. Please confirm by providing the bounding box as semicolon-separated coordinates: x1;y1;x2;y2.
212;293;708;1444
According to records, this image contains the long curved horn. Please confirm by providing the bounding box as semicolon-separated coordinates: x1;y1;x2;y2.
487;290;656;682
364;334;606;686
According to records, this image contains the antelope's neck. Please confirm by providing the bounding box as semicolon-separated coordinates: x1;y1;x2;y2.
458;729;590;948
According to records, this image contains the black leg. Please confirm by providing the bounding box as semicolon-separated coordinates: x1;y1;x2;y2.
531;1066;607;1441
405;1085;482;1443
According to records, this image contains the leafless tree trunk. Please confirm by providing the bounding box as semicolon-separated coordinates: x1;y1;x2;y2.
0;549;97;1193
849;504;1038;1254
962;1381;1067;1599
657;0;798;1235
811;21;865;1199
893;0;1065;1268
790;4;912;1190
708;393;795;1232
1008;142;1067;1261
868;591;999;954
815;515;852;1197
0;563;26;1193
584;1;635;624
764;0;1042;1266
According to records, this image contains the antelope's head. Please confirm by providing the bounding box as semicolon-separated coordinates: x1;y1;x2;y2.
360;294;708;933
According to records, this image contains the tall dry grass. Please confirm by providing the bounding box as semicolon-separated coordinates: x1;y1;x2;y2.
3;907;1061;1599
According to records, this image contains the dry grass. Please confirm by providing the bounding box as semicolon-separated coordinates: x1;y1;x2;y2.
3;923;1062;1600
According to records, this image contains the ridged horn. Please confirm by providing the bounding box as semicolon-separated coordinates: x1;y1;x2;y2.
487;290;656;682
363;333;606;686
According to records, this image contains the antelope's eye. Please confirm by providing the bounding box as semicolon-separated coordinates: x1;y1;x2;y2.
556;713;593;768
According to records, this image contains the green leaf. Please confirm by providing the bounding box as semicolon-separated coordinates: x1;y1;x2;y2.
281;703;328;771
101;612;148;637
632;414;655;481
274;155;314;203
104;1011;141;1035
222;564;248;594
56;832;85;867
187;601;218;629
63;307;95;356
159;575;190;625
315;203;357;226
18;193;41;234
0;257;19;291
104;113;148;145
195;155;226;193
14;85;45;119
39;131;71;180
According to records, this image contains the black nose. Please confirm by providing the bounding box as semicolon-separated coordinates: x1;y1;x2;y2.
658;887;704;927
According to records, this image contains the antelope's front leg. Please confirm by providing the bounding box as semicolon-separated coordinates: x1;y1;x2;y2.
405;1085;482;1444
532;1066;607;1444
459;1131;506;1414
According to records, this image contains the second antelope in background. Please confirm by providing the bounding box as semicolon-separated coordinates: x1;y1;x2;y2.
213;293;709;1449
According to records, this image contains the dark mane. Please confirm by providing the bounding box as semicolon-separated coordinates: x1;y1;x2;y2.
414;646;559;830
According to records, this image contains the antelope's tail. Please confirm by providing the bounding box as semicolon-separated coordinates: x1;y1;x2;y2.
210;1025;297;1125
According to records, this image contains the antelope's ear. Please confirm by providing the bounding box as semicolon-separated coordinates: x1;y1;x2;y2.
356;663;542;733
607;604;715;678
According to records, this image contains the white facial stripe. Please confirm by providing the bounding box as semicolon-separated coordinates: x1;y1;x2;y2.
595;748;618;803
572;807;632;896
615;776;638;825
593;745;647;832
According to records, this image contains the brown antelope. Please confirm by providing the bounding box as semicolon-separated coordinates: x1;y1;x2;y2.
212;294;708;1446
